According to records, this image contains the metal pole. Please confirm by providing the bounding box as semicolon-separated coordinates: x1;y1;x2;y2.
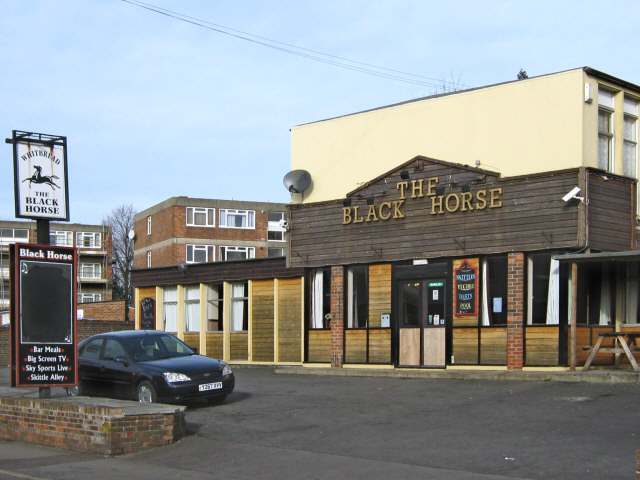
569;262;577;372
36;219;51;398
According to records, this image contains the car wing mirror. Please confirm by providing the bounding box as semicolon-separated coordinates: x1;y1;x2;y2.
114;355;129;367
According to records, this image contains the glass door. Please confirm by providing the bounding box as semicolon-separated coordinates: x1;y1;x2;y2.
398;279;446;367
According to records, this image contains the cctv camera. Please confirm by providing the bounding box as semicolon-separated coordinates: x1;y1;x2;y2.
278;219;289;229
562;187;581;202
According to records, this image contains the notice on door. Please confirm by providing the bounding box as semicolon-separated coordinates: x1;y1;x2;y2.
454;259;478;316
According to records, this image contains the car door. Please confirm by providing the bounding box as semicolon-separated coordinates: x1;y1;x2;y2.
78;338;104;395
100;338;134;399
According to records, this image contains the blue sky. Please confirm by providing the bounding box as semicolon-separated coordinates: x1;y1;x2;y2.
2;0;639;224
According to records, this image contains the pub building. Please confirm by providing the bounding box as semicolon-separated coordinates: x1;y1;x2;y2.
132;156;640;371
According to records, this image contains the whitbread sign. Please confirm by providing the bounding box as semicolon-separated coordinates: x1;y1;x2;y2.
11;131;69;221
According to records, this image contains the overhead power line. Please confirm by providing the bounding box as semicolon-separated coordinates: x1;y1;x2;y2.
121;0;467;90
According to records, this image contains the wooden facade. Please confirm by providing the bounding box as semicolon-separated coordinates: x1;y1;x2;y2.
132;258;305;365
288;158;638;370
131;158;639;371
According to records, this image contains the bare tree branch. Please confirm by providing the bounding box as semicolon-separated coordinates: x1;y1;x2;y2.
103;204;136;320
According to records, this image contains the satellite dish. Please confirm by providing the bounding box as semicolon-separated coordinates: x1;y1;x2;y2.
128;229;136;240
283;170;312;194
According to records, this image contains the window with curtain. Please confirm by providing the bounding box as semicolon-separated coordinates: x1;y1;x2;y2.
481;256;507;326
219;209;255;229
184;285;200;332
163;286;177;332
347;265;368;328
206;283;223;332
576;263;614;325
230;282;248;332
625;263;640;325
526;253;560;325
310;268;331;329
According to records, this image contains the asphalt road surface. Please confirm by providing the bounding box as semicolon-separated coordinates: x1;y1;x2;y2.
0;366;639;479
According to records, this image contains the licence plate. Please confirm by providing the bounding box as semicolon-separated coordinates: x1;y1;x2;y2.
199;382;223;392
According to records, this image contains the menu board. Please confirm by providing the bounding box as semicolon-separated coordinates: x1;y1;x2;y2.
454;259;478;316
10;243;77;388
140;297;156;330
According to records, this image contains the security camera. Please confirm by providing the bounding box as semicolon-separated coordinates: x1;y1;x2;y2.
562;187;583;202
278;219;289;230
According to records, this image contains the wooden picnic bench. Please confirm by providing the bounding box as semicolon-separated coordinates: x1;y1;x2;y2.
582;331;640;371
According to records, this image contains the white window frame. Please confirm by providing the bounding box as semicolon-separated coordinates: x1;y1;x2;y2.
50;230;73;247
219;209;255;229
186;207;215;227
623;96;639;177
147;251;152;267
220;246;255;261
230;282;248;332
598;88;616;172
79;263;102;279
163;286;178;332
78;293;101;303
267;211;286;242
186;244;215;263
76;232;101;248
184;285;200;332
147;216;152;235
0;228;29;246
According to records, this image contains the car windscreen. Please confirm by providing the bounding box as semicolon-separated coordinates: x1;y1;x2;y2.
122;334;195;361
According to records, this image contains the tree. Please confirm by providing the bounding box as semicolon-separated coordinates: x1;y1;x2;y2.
517;69;528;80
103;204;136;320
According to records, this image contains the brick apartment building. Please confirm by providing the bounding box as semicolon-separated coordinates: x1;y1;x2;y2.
132;197;288;268
0;220;113;317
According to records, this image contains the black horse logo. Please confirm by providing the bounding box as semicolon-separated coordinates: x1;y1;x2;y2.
22;166;60;189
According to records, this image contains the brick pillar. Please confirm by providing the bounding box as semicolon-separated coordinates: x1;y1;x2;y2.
507;252;524;370
330;266;344;368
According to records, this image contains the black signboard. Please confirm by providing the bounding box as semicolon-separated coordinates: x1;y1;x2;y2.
10;243;77;388
140;297;155;330
454;260;478;316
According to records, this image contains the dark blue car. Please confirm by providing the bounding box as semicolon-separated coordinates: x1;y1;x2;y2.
69;330;234;404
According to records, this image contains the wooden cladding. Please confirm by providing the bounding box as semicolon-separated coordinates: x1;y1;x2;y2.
587;172;636;251
369;264;391;327
289;161;635;269
278;278;303;363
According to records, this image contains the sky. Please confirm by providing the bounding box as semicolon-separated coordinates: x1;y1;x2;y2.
2;0;640;225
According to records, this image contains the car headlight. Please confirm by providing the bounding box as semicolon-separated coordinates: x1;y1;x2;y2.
163;372;191;383
222;364;232;376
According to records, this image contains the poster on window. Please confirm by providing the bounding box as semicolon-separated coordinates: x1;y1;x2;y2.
454;258;478;316
10;243;77;388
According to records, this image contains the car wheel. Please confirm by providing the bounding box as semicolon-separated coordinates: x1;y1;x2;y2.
136;380;156;403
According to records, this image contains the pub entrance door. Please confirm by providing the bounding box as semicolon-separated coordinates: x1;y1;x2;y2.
395;264;448;368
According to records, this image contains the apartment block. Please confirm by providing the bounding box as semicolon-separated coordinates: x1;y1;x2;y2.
0;220;113;317
132;197;288;268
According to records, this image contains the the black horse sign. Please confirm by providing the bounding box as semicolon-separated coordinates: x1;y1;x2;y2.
11;131;69;221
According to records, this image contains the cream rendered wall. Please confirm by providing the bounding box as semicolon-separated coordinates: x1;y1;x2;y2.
291;69;589;203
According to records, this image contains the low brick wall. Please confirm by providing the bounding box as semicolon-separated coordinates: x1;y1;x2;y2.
0;396;185;455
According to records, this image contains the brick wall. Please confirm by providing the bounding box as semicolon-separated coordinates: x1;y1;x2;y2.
507;252;525;370
0;396;185;455
330;266;344;368
78;300;126;321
